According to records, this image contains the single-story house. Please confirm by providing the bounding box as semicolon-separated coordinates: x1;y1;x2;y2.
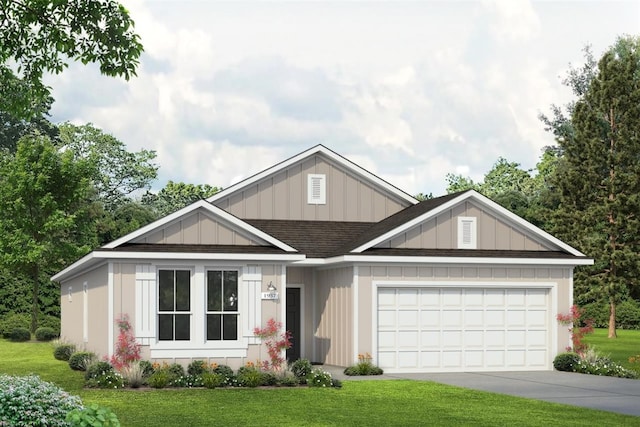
52;145;592;373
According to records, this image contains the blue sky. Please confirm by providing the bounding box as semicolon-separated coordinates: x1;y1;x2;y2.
45;1;640;196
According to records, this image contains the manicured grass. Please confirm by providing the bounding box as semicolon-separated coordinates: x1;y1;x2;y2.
1;340;639;426
583;328;640;369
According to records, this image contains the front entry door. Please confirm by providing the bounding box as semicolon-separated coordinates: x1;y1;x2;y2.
286;288;301;361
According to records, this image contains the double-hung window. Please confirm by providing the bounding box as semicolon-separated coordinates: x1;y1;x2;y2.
158;270;191;341
207;270;239;341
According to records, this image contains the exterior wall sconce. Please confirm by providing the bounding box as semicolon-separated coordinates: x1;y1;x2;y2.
267;282;277;292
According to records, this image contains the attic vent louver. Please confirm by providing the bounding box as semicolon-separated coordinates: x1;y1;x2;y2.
307;174;326;205
458;216;477;249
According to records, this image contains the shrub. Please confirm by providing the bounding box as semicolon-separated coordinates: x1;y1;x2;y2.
202;372;223;389
580;302;608;328
167;363;185;378
212;364;236;387
575;357;638;379
616;299;640;330
121;361;144;388
35;326;58;341
261;371;278;386
237;367;262;388
85;361;114;380
277;373;299;387
68;352;96;371
110;314;141;370
0;374;83;426
187;360;208;376
290;358;313;383
148;370;170;389
253;318;291;371
54;343;76;361
344;353;384;376
37;315;61;336
66;404;120;427
86;371;125;389
170;374;203;388
9;327;30;342
0;313;30;338
553;352;580;372
307;368;333;388
139;360;155;379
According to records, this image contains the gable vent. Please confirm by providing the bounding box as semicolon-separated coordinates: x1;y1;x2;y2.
307;174;326;205
458;217;477;249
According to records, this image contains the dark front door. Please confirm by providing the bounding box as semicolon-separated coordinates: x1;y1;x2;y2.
286;288;301;362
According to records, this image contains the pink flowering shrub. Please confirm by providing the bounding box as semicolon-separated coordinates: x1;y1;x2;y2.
253;318;291;371
557;305;594;354
110;314;141;370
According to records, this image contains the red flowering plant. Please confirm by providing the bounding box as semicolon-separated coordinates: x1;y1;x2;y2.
557;305;594;355
110;314;141;370
253;318;291;371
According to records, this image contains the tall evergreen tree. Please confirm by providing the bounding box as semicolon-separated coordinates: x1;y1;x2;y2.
552;36;640;338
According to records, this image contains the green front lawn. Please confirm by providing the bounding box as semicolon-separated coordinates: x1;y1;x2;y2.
583;328;640;369
1;340;638;426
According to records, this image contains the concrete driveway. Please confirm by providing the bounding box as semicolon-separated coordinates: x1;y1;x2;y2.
324;366;640;417
390;371;640;417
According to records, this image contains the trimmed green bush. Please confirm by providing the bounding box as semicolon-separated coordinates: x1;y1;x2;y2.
212;364;236;386
35;326;58;341
0;374;83;426
68;351;95;371
9;327;30;342
0;313;30;338
553;352;580;372
307;368;334;388
290;358;313;383
86;371;125;389
167;363;185;378
237;368;262;388
53;343;76;361
187;360;207;376
616;300;640;330
85;361;114;380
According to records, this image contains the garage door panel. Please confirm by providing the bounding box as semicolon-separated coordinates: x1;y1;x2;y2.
485;310;505;326
421;352;441;368
442;289;463;306
442;310;462;326
378;286;550;373
398;310;418;326
421;330;440;347
421;310;440;327
464;310;483;327
398;289;419;306
378;310;396;328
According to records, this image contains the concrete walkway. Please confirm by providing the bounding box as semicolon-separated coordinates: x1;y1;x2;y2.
321;366;640;417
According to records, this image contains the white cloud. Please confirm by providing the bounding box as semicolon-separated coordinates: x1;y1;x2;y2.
44;1;640;198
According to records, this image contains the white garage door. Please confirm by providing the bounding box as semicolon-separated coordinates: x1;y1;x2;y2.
377;286;550;372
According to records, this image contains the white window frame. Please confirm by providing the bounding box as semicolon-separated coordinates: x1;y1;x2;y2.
457;216;477;249
205;269;241;342
307;173;326;205
157;268;193;342
147;262;250;358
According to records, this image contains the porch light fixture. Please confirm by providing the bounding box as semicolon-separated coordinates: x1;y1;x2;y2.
267;282;277;292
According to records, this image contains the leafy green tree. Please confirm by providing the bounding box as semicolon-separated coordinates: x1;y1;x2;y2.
0;0;143;119
551;36;640;338
445;173;479;194
142;181;221;217
0;134;96;332
96;200;158;245
57;123;158;211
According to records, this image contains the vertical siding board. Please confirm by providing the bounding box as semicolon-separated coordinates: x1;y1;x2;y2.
244;186;259;219
289;165;303;220
273;171;288;219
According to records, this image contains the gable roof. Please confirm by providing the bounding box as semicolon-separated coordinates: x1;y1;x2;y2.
206;144;418;206
103;199;297;252
347;190;588;257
